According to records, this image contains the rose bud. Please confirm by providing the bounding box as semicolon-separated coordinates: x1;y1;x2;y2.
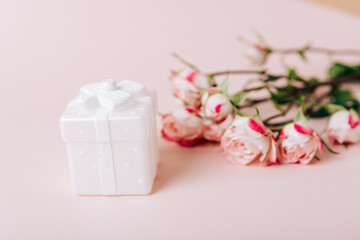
202;92;234;122
220;116;276;166
277;123;322;164
170;69;211;108
244;43;269;66
161;107;203;146
203;114;234;142
326;110;360;144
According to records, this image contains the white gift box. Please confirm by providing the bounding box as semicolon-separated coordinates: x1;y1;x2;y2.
60;79;158;195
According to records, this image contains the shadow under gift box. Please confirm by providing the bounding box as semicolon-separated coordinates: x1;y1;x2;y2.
59;79;158;195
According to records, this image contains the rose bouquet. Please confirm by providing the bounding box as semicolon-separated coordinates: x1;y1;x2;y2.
161;35;360;166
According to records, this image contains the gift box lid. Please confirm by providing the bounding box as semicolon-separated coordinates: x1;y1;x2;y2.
60;79;157;143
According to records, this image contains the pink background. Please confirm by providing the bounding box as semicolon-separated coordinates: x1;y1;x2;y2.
1;0;360;239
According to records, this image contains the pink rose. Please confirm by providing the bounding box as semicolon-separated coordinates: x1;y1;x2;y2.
203;114;234;142
161;107;203;146
170;69;211;108
277;123;322;164
326;110;360;144
220;116;276;166
244;43;268;66
202;92;234;122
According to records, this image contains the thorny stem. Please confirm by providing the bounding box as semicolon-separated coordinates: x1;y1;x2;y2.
306;88;334;113
209;70;287;78
309;72;360;88
209;70;264;77
243;85;269;93
266;119;294;132
172;51;360;128
263;102;294;124
237;98;269;109
272;47;360;56
267;120;293;127
172;53;200;71
238;35;360;56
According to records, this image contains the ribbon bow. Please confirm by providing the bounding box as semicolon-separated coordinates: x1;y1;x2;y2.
77;79;145;111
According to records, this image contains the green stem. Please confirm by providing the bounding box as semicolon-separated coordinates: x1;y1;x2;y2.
209;70;287;78
272;47;360;56
172;53;200;71
263;102;294;124
266;120;293;128
237;98;269;109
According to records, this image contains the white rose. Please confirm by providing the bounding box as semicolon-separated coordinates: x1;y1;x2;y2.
202;93;233;122
161;107;203;146
170;69;211;108
277;123;322;164
244;43;268;66
220;116;276;166
177;69;211;90
203;114;234;142
326;110;360;144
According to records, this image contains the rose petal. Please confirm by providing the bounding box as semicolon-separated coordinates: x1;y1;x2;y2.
184;107;199;115
214;103;224;113
185;71;196;82
348;113;360;129
161;129;176;142
314;131;323;154
177;135;202;147
269;138;277;163
161;109;203;146
278;129;284;138
259;162;275;167
294;123;314;136
248;118;267;136
254;43;266;53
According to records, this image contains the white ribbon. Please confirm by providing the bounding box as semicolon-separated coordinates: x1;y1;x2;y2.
79;79;145;111
75;79;147;195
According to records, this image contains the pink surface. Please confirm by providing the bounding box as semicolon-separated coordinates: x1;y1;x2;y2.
1;0;360;239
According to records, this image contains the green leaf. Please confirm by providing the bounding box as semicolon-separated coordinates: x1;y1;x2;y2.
307;108;329;118
331;88;352;102
330;88;360;111
325;104;347;113
298;95;305;105
264;75;281;82
270;87;294;105
308;78;318;84
297;50;306;60
305;87;360;118
288;68;297;79
328;63;360;78
257;69;267;74
295;108;309;125
307;104;347;118
288;68;305;82
218;77;229;94
229;92;248;105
